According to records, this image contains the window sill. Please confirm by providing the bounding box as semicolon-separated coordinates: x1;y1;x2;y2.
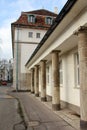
74;86;80;89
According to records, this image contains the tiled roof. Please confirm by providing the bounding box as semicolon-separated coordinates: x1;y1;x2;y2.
24;9;57;17
12;9;57;30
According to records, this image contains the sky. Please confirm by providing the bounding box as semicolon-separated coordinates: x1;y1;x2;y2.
0;0;67;60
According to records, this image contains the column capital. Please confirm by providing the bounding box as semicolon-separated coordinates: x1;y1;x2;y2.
74;26;87;35
40;60;47;63
31;68;34;72
51;50;61;54
35;65;40;68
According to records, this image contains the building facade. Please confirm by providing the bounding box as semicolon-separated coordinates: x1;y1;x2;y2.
0;59;13;82
26;0;87;128
11;9;57;90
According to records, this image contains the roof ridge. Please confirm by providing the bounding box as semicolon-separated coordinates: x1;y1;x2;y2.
22;8;56;14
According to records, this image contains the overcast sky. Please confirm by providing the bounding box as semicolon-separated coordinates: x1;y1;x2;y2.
0;0;67;60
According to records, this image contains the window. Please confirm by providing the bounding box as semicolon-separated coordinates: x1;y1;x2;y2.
36;33;40;38
28;15;35;23
46;66;49;84
59;61;63;86
45;17;53;25
74;53;80;88
39;67;41;86
28;32;33;38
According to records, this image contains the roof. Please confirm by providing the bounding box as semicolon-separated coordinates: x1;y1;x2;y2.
25;0;77;67
11;9;57;29
24;9;57;17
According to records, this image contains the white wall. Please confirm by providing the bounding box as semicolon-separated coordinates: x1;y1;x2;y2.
14;28;47;74
60;50;80;106
21;44;37;73
45;49;80;107
15;28;46;43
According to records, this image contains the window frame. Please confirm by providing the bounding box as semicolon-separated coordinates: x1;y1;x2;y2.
28;15;35;23
36;33;40;38
28;32;33;38
45;17;53;25
59;60;63;87
46;66;50;85
74;53;80;88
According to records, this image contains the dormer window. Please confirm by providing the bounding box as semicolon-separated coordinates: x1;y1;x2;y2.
45;17;53;25
28;15;35;23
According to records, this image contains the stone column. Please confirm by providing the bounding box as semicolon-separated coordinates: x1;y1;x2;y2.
34;65;39;97
31;68;34;93
40;60;47;101
75;26;87;128
52;50;60;111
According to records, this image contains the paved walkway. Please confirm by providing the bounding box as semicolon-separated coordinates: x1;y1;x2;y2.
0;86;25;130
9;91;87;130
36;95;80;130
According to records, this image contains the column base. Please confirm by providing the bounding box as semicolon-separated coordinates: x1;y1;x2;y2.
52;104;60;111
31;91;34;94
35;93;39;97
80;120;87;128
28;90;31;92
41;97;47;102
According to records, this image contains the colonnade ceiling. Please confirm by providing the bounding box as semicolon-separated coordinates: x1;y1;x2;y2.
40;34;78;62
56;35;78;55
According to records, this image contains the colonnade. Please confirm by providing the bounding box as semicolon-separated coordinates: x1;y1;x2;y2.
30;51;60;110
30;26;87;127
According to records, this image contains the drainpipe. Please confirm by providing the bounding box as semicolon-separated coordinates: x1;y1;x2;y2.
16;25;19;91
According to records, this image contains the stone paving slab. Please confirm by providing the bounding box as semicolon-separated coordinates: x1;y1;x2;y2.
9;92;79;130
35;95;80;130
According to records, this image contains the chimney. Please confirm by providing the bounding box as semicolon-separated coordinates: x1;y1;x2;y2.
54;7;58;14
